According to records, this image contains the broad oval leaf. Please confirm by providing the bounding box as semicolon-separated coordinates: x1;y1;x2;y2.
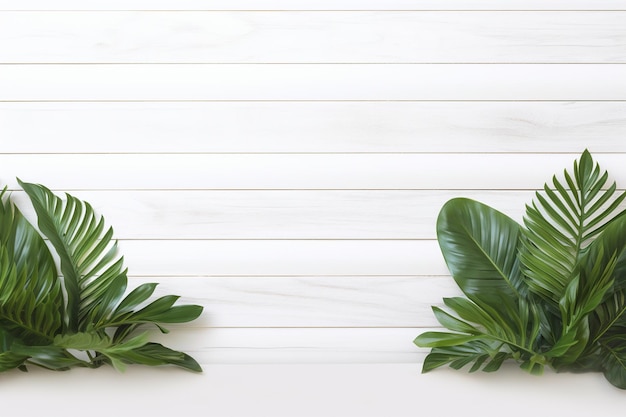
437;198;524;307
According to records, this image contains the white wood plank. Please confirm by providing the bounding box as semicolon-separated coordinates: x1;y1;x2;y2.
2;154;623;190
2;364;622;417
1;0;624;11
2;64;626;100
133;275;459;327
119;240;445;276
11;190;534;239
148;328;425;364
2;12;626;63
3;102;626;153
13;190;442;239
4;102;626;154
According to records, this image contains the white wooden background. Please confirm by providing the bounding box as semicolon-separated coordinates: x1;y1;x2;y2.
2;1;626;416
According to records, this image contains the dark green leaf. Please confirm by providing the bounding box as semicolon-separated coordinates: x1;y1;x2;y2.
421;340;497;373
105;342;202;373
600;336;626;389
417;151;626;388
0;191;62;343
19;180;125;332
437;198;524;308
432;306;479;334
414;332;478;348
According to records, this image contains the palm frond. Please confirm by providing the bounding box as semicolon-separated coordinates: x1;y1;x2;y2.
417;150;626;388
0;328;28;372
14;181;204;372
420;340;506;373
0;191;63;344
415;295;544;373
101;341;202;373
520;150;626;306
18;180;127;333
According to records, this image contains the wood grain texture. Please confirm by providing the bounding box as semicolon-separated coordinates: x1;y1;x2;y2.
119;240;445;276
9;189;532;239
147;328;426;364
3;102;626;154
2;64;626;100
2;3;624;373
3;154;624;190
133;275;458;328
2;12;626;63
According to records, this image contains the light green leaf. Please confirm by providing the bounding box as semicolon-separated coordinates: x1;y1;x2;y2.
53;332;111;351
432;306;479;334
414;332;479;348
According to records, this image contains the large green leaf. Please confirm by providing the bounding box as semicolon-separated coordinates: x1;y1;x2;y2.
106;342;202;373
437;198;524;308
600;335;626;389
417;150;626;387
0;181;206;374
582;216;626;343
109;295;203;343
0;328;28;372
14;182;203;372
95;289;203;342
0;191;63;343
518;151;626;366
420;340;503;373
424;198;546;372
415;295;543;374
520;150;626;306
19;180;128;333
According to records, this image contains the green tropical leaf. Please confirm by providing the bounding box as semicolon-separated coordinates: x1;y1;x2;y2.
106;343;202;373
437;198;525;308
417;195;543;373
18;180;127;333
113;283;159;315
581;215;626;341
53;332;112;352
11;343;90;371
591;289;626;345
432;306;479;334
0;181;205;373
600;335;626;389
417;150;626;388
0;328;28;372
420;340;506;373
414;331;479;348
520;150;626;306
0;192;63;343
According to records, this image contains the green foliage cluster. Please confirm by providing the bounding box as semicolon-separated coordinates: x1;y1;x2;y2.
0;180;202;373
415;150;626;388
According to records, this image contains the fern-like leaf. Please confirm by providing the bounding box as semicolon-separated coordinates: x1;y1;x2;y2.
18;180;127;333
15;181;203;372
520;150;626;306
0;189;63;344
